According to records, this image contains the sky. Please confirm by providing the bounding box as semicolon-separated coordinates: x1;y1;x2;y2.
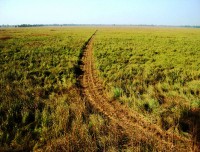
0;0;200;25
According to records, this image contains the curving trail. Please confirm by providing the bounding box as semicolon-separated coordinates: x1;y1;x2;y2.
80;31;194;151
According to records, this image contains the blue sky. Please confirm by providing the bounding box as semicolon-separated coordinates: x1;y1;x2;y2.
0;0;200;25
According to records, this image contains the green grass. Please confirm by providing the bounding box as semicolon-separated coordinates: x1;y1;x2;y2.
0;27;98;150
0;27;199;151
1;27;157;152
94;27;200;137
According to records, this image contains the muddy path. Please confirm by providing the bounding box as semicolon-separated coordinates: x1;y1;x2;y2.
79;31;194;151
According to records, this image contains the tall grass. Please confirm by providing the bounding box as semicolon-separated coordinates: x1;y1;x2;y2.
1;27;199;151
0;27;98;150
0;27;160;151
94;27;200;143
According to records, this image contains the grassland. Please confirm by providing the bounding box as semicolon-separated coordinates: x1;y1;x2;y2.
0;27;199;151
94;27;200;145
0;27;131;151
0;27;95;150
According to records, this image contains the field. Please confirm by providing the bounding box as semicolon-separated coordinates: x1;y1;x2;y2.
0;27;199;151
94;27;200;130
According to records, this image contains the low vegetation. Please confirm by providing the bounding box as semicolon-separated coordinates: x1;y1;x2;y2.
0;27;94;150
94;27;200;145
0;27;199;151
0;27;131;151
1;27;159;151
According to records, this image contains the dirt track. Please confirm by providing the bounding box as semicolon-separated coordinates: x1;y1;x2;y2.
80;31;194;151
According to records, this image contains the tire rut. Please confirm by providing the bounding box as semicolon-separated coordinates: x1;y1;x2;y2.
80;31;194;151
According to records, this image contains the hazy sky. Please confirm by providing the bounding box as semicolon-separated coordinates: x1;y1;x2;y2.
0;0;200;25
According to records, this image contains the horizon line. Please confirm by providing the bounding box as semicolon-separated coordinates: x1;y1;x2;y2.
1;24;200;28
